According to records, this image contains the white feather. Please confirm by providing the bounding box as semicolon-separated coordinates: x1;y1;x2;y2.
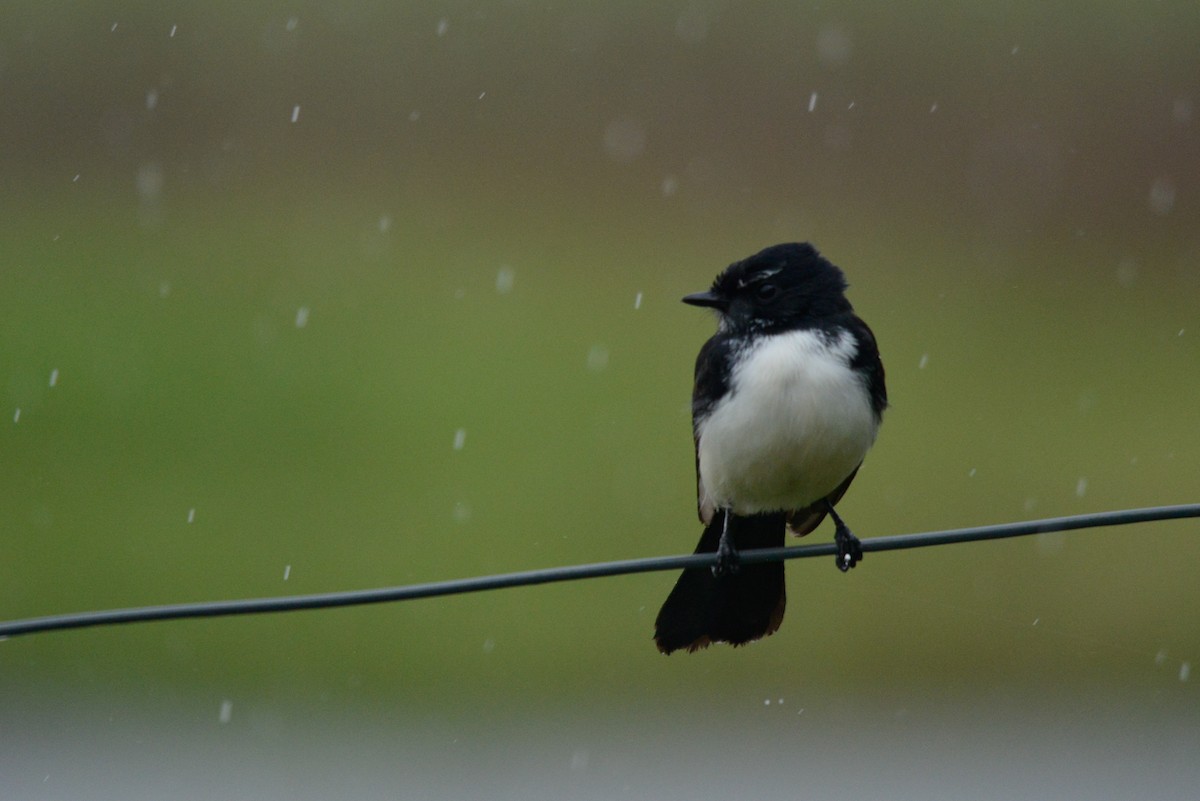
697;328;877;516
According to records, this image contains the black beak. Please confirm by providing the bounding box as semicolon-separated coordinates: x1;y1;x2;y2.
682;290;728;311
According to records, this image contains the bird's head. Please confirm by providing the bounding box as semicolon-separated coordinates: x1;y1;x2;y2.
682;243;852;333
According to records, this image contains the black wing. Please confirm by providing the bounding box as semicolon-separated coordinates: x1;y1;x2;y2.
691;333;738;524
845;313;888;420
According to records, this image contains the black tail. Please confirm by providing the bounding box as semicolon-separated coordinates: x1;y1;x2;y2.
653;511;786;654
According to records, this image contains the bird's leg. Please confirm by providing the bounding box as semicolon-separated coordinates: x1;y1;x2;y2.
712;509;740;577
827;501;863;572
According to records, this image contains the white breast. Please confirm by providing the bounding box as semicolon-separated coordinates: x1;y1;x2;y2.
696;328;878;515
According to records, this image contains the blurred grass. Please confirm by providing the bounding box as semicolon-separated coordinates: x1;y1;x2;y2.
3;181;1198;708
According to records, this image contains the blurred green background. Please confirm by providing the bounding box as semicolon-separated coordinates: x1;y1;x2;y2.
2;3;1198;798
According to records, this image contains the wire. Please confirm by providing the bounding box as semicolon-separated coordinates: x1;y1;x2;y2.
1;504;1196;639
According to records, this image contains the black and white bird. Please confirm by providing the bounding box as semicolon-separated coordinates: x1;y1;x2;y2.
654;243;887;654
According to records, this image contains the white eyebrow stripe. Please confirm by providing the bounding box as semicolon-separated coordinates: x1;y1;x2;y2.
735;267;782;289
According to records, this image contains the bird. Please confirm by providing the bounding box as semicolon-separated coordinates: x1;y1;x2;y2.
654;243;887;654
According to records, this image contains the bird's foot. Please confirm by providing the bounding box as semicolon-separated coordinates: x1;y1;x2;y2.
834;523;862;572
712;512;741;577
712;535;741;577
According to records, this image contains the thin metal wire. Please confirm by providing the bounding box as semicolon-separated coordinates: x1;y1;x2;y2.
1;504;1196;639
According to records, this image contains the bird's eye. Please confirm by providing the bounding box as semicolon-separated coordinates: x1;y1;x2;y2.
755;283;779;301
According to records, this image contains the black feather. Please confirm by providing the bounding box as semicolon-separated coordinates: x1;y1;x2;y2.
654;511;786;654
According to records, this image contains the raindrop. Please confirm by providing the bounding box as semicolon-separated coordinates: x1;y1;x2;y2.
169;25;177;37
602;118;646;164
436;18;449;37
218;700;233;724
968;468;976;477
453;428;467;451
1171;97;1192;124
586;344;610;372
159;281;172;298
816;26;852;67
286;17;298;32
49;369;59;387
453;501;472;523
13;408;20;423
930;102;939;113
918;353;929;369
634;292;643;310
379;214;391;232
1115;258;1138;286
408;110;421;122
73;174;80;182
808;92;818;112
283;564;291;581
1181;662;1191;682
1155;649;1168;666
764;699;771;706
661;175;678;196
1149;177;1175;215
291;105;301;123
482;638;495;653
187;508;196;523
495;266;515;294
295;307;309;328
136;162;164;202
1075;477;1088;497
146;89;159;110
111;22;119;33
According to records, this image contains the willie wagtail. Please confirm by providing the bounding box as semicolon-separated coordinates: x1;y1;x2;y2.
654;243;887;654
